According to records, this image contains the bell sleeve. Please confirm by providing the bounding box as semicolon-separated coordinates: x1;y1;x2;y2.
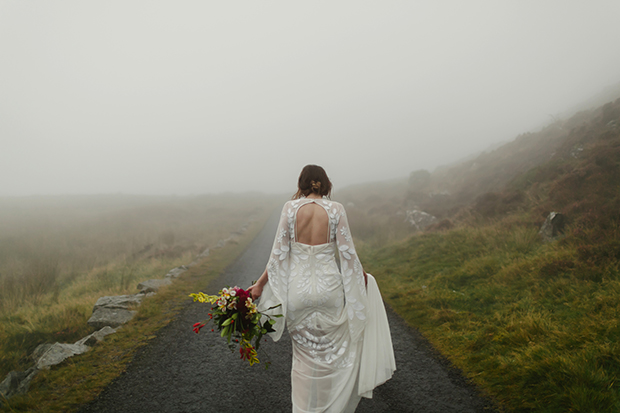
256;202;294;342
334;203;396;397
334;204;368;344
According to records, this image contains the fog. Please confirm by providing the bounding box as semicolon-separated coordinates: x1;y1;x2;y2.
2;1;620;196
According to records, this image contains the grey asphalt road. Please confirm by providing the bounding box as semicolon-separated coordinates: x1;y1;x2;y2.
78;210;498;413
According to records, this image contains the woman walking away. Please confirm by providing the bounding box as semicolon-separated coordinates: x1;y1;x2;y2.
248;164;396;413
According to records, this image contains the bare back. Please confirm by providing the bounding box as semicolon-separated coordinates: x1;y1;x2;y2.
295;202;330;245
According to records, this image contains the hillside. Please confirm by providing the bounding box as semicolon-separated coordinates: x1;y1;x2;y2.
339;95;620;233
349;97;620;412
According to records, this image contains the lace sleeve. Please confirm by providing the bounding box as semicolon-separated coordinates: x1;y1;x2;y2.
256;202;293;342
334;203;368;343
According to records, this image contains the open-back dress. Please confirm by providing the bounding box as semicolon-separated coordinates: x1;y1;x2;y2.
257;198;396;413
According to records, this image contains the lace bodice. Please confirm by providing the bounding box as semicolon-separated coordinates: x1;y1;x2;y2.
257;198;395;410
257;198;368;343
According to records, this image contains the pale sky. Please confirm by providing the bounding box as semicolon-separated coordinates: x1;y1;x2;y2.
2;1;620;196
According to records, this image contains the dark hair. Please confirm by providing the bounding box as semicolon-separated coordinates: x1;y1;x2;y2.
293;165;332;199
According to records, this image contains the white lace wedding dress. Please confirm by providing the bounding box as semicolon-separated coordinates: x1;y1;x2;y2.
257;198;396;413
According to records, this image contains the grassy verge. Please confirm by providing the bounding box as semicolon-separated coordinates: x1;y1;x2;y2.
360;217;620;412
0;210;268;413
0;194;275;379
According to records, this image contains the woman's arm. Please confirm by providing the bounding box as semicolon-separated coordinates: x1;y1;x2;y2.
247;267;268;299
334;203;368;343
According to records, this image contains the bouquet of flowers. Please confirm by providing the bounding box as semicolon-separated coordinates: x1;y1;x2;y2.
190;286;281;366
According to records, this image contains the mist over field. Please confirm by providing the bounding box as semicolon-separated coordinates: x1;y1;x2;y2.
2;1;620;196
4;3;620;411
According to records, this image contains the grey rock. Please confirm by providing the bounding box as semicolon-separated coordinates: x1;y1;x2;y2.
405;210;437;231
32;343;53;361
35;342;89;370
199;247;210;257
15;367;38;395
88;307;137;329
214;239;226;249
136;278;172;293
75;326;117;347
227;235;240;244
0;367;38;400
93;294;143;311
0;370;27;399
539;212;567;242
165;265;188;278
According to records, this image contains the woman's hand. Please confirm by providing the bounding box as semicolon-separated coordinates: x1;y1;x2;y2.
248;268;268;300
247;283;263;300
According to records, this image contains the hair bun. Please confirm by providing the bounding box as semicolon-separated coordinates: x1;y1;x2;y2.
310;180;321;191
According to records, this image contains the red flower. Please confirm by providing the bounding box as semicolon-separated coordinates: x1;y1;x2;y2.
234;287;249;300
192;322;206;334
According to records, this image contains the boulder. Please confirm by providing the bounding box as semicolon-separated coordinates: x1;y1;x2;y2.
136;278;172;293
0;367;39;400
93;294;144;311
405;210;438;231
35;343;89;370
165;265;188;278
539;212;567;242
32;343;53;361
227;235;240;245
1;370;26;399
75;326;117;347
88;308;137;329
15;367;38;395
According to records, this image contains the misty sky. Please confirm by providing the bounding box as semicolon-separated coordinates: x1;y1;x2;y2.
2;1;620;196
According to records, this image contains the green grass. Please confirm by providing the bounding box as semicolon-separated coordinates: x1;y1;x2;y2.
346;97;620;412
0;194;275;380
0;206;269;413
360;220;620;412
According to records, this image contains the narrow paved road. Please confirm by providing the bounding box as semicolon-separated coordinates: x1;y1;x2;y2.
79;211;498;413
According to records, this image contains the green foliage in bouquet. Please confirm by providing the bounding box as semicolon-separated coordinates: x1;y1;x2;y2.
190;286;281;366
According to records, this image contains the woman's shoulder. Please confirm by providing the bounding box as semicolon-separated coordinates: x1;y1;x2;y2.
318;199;346;213
325;199;344;208
280;198;306;212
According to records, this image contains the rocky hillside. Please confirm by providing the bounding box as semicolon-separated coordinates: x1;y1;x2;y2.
355;94;620;413
340;94;620;241
420;98;619;217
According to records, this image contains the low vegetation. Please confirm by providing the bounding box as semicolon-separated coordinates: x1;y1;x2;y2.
0;225;265;412
0;194;275;393
350;98;620;411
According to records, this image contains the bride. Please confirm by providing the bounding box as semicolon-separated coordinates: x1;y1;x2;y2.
248;165;396;413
